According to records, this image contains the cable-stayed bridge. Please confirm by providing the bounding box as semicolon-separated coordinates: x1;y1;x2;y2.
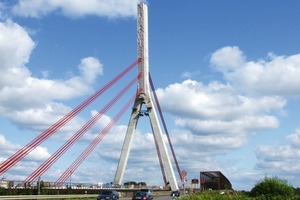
0;2;181;191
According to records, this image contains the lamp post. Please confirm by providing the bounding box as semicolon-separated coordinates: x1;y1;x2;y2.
38;176;41;195
69;170;72;189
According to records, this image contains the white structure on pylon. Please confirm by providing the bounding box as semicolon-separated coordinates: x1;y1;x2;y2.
113;2;179;191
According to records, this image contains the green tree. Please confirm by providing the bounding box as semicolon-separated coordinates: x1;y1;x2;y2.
138;182;147;186
250;176;295;197
124;181;137;186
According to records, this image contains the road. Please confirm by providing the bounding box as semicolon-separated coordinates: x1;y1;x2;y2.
125;196;177;200
120;195;179;200
153;196;178;200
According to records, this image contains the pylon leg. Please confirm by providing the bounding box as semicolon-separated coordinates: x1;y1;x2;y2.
146;100;178;191
114;98;142;184
114;96;178;191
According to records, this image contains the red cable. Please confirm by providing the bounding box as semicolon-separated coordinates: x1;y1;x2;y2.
151;126;167;185
149;74;181;178
23;75;138;183
55;95;135;186
0;59;140;176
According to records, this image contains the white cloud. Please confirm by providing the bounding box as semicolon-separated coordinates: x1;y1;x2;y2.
253;128;300;190
0;19;114;182
26;146;51;161
0;134;20;160
79;57;103;84
0;20;33;88
156;79;284;137
287;128;300;148
0;133;50;173
0;20;103;133
255;143;300;174
210;46;300;97
12;0;142;18
210;46;245;73
175;115;279;136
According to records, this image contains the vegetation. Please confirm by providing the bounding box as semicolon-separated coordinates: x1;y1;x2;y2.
250;177;295;197
180;177;300;200
123;181;146;188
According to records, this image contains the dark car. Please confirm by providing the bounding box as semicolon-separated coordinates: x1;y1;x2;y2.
97;190;119;200
170;190;180;197
132;191;153;200
139;188;154;199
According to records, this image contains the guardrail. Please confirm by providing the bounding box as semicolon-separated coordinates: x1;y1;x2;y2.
0;194;98;199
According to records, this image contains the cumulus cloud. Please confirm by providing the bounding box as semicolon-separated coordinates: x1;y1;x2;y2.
210;46;300;97
156;79;284;138
79;57;103;84
255;142;300;174
0;134;20;160
287;128;300;148
11;0;142;18
158;80;285;120
0;19;108;181
26;145;51;161
210;46;245;73
151;46;300;181
0;133;51;180
0;19;109;180
0;20;103;133
246;127;300;189
0;20;33;87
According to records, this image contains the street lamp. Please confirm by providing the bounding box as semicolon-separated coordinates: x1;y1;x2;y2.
69;170;72;189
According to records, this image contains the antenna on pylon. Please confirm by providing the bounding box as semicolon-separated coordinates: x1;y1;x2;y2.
113;2;179;191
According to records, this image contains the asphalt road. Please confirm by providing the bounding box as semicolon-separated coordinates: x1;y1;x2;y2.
122;196;177;200
153;196;178;200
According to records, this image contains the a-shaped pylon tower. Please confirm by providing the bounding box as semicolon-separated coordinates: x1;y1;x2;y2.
114;2;178;191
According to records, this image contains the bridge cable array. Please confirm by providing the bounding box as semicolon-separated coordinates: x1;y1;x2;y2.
0;57;181;186
0;59;140;177
23;72;140;184
55;94;136;186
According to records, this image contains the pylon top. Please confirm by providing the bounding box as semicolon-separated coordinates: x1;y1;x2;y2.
137;2;149;98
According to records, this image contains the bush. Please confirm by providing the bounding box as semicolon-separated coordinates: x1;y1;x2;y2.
250;177;295;198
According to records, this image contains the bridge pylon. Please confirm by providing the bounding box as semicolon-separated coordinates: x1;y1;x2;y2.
113;2;178;191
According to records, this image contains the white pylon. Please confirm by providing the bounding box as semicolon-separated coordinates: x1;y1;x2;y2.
113;2;179;191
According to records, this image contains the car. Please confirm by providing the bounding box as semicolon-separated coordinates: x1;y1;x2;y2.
139;188;154;199
97;190;119;200
132;191;153;200
170;190;180;197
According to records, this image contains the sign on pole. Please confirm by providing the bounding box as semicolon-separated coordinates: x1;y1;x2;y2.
180;170;187;183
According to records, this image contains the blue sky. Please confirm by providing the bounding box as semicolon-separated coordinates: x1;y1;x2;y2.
1;0;300;191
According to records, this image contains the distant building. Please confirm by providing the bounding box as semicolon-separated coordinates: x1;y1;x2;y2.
200;171;232;190
0;179;14;189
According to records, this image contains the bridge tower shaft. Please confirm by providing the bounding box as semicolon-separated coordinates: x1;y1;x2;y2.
114;2;178;191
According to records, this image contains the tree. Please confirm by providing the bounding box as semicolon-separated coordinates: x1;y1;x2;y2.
250;176;295;197
124;181;137;186
138;182;147;186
